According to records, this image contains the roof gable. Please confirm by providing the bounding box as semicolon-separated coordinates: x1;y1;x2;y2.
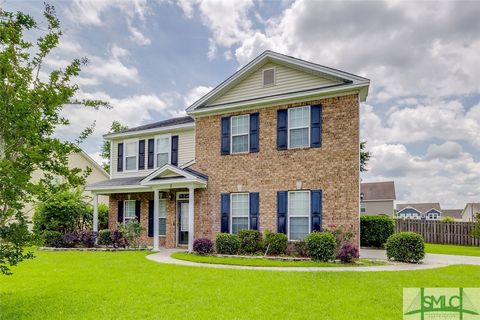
186;50;370;115
361;181;396;201
396;203;441;213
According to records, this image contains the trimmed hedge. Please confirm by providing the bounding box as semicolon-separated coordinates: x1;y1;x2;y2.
305;232;336;262
215;233;241;255
43;231;65;248
360;215;395;247
98;229;112;246
238;229;263;254
193;238;214;255
385;232;425;263
264;231;288;255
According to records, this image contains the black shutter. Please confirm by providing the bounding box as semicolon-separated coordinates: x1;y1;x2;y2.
249;113;259;153
148;200;154;237
311;190;322;232
117;143;124;172
221;193;230;233
277;191;287;234
277;109;288;150
310;105;322;148
147;139;154;169
171;135;179;166
138;140;145;170
249;192;259;230
135;200;141;222
220;117;230;155
117;201;124;223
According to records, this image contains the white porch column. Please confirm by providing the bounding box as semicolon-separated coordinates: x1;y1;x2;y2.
153;189;160;251
93;193;98;244
188;186;195;252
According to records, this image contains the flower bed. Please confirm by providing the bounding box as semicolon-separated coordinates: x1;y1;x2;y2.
38;246;149;252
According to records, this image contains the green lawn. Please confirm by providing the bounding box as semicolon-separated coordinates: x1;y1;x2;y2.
425;243;480;257
171;252;386;267
1;250;480;319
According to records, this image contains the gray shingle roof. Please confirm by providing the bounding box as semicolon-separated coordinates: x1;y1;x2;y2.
88;176;144;188
360;181;396;201
442;209;463;219
115;116;194;134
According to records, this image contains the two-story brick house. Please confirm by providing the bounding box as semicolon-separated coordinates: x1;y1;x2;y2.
86;51;370;251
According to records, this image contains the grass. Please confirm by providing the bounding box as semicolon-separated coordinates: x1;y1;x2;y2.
171;252;386;267
1;250;480;319
425;243;480;257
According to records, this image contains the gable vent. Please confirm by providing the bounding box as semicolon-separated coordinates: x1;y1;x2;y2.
263;68;275;86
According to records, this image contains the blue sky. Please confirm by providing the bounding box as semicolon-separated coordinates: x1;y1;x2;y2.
4;0;480;208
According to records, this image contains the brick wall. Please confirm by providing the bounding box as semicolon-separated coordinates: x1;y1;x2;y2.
191;94;360;247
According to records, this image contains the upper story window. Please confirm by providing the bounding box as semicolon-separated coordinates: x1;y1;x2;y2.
262;68;275;86
288;106;310;148
231;193;249;234
124;140;138;171
360;201;366;213
231;115;250;153
288;191;310;240
155;135;170;168
124;200;136;223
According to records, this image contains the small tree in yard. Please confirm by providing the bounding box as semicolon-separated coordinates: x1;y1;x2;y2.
471;213;480;239
0;5;107;274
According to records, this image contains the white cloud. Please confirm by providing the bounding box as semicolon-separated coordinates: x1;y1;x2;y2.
183;85;213;107
127;20;152;46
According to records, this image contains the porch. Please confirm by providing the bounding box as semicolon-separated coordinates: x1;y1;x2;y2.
86;165;208;251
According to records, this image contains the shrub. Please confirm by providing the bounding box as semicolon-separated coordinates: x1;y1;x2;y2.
117;221;143;247
98;229;112;246
78;230;97;247
290;240;307;257
111;230;128;248
63;231;78;248
360;215;395;247
385;232;425;263
193;238;214;255
43;231;65;248
97;203;109;229
238;229;263;254
442;216;455;222
215;233;240;255
305;232;336;262
264;231;288;255
337;243;359;263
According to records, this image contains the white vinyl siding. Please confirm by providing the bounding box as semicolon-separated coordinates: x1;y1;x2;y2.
124;140;138;171
231;193;249;234
124;200;136;223
288;106;310;148
231;115;249;153
210;62;341;106
288;191;310;240
111;129;195;179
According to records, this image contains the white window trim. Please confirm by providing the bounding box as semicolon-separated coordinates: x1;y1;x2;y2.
124;200;136;223
154;134;171;168
230;115;250;154
262;67;276;87
287;106;311;149
230;193;250;234
287;190;311;241
123;139;138;172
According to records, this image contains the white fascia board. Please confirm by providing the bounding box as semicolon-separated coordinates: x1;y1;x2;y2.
397;206;422;214
103;123;195;140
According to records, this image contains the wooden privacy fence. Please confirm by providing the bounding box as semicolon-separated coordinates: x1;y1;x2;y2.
395;219;480;246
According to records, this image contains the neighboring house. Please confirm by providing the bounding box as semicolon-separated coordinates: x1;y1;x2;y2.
396;203;442;220
25;150;109;221
461;203;480;222
87;50;370;251
360;181;396;216
442;209;463;221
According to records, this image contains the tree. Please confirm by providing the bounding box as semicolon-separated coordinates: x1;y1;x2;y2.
0;5;106;274
360;141;371;172
100;121;128;172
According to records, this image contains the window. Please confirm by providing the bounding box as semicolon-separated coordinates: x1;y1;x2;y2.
360;201;366;213
231;193;249;233
231;115;249;153
263;68;275;86
288;191;310;240
288;106;310;148
124;140;138;171
155;135;170;168
427;212;439;220
159;198;166;235
124;200;136;223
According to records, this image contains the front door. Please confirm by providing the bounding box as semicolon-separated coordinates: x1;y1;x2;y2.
178;202;189;245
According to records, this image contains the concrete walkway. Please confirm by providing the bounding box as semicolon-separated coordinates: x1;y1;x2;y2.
146;248;480;272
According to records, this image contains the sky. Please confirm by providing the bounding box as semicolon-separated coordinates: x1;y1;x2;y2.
3;0;480;209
